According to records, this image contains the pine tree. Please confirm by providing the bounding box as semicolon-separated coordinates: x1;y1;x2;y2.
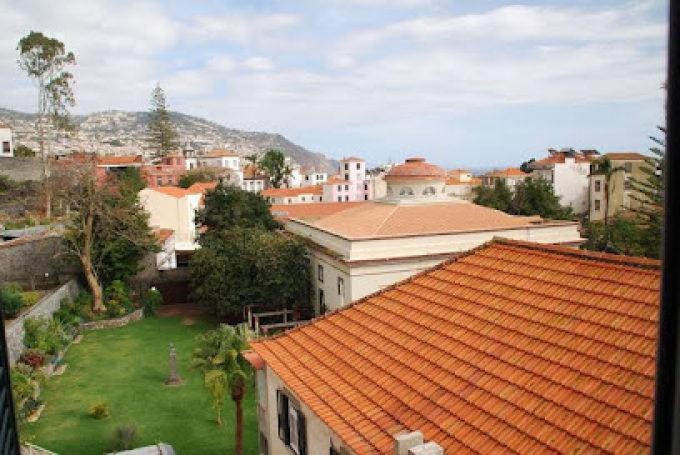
147;84;179;157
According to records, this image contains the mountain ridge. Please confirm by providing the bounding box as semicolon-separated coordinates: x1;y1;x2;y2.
0;107;339;173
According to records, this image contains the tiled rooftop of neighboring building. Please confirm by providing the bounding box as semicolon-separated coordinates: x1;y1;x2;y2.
262;186;323;198
249;239;660;454
270;201;366;222
485;167;529;178
605;152;648;161
204;149;240;158
302;201;549;239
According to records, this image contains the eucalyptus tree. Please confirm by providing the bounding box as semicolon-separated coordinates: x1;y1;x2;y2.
17;31;76;217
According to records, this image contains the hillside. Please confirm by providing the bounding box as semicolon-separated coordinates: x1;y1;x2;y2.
0;108;339;173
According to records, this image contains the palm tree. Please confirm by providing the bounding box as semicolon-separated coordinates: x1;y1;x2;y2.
192;324;251;455
592;156;625;226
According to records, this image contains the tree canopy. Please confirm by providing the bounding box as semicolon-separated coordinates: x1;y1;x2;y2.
258;149;290;188
195;183;279;232
473;178;573;220
147;84;179;157
178;168;220;189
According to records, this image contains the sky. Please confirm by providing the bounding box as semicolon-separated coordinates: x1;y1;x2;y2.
0;0;669;168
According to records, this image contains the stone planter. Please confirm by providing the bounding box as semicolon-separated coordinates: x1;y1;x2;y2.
79;308;144;331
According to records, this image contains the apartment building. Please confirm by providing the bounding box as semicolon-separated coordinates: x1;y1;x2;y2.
589;152;649;221
322;157;370;202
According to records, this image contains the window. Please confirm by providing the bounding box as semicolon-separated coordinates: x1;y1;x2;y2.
319;289;327;314
337;185;341;191
301;196;305;202
337;196;342;202
345;174;349;181
595;180;601;192
176;253;191;268
2;141;10;154
344;195;349;201
319;196;323;202
344;163;349;171
167;176;173;184
277;391;306;455
624;162;633;173
338;277;345;297
156;177;163;186
364;184;368;191
305;175;309;181
356;163;361;170
318;265;324;282
364;195;368;200
399;187;414;196
625;179;632;190
288;198;292;204
422;186;436;196
594;199;601;211
344;184;349;191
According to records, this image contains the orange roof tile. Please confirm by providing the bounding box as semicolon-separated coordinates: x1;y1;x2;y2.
533;151;596;166
250;239;660;454
96;155;143;166
271;202;366;222
262;186;323;198
149;186;191;198
605;152;648;161
204;149;240;158
302;201;550;239
154;228;174;243
186;182;217;194
485;168;529;178
385;157;446;181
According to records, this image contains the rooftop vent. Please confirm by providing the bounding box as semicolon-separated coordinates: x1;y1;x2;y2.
394;431;444;455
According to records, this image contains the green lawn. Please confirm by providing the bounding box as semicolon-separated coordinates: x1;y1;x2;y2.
23;317;260;454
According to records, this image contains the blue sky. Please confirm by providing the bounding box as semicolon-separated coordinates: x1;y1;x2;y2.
0;0;668;168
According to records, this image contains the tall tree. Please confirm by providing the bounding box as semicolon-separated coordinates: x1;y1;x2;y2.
147;84;179;158
192;324;251;455
473;179;513;212
62;165;157;312
196;183;279;232
259;149;290;188
17;31;76;218
510;178;573;220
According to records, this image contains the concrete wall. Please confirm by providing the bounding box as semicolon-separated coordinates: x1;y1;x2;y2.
259;365;347;455
0;157;42;181
5;280;79;365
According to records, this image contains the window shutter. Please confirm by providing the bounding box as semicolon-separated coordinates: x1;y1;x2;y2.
277;391;290;444
297;410;307;455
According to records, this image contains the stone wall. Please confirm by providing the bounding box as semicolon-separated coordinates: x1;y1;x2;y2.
79;308;144;331
0;233;77;288
5;279;80;365
0;157;43;182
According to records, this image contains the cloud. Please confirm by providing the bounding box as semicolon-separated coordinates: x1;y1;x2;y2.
189;13;299;42
242;57;275;72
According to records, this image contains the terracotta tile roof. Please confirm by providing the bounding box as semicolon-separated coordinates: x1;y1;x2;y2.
271;202;366;222
304;201;547;239
385;157;446;181
204;149;240;158
447;169;470;176
485;168;529;178
250;239;660;454
446;176;481;186
148;186;191;198
154;228;174;243
263;186;323;198
533;151;596;166
186;182;217;194
605;152;648;161
96;155;144;166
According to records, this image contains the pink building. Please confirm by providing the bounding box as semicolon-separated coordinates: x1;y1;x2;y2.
322;157;370;202
142;154;186;188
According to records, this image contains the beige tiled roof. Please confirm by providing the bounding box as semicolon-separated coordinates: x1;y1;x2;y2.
250;239;660;454
304;201;546;239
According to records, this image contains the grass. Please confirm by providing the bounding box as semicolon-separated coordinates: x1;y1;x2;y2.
23;317;260;454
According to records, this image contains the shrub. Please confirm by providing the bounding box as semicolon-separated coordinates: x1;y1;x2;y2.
105;280;133;318
23;398;43;415
10;369;33;404
23;317;69;355
89;402;111;420
21;291;42;307
113;424;138;451
141;288;162;316
0;283;24;318
20;349;46;369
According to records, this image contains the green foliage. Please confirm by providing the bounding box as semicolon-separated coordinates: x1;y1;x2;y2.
1;282;24;318
474;177;573;220
104;280;134;317
258;149;290;188
117;168;147;199
23;317;69;355
190;228;311;319
191;324;251;425
178;168;219;188
582;216;647;256
112;424;138;451
54;296;82;327
11;368;34;404
141;288;163;316
21;291;42;307
14;144;35;157
195;183;279;233
89;402;111;420
147;84;179;157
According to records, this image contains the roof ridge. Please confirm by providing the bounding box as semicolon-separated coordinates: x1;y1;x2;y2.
372;290;651;446
372;203;400;236
494;238;661;270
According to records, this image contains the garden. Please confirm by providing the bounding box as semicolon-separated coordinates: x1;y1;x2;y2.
20;316;259;454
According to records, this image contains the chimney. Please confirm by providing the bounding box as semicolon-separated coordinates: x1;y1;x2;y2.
408;442;444;455
394;431;423;455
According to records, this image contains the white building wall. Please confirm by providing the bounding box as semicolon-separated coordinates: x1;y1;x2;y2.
551;159;591;214
139;189;201;251
259;366;345;455
0;127;13;157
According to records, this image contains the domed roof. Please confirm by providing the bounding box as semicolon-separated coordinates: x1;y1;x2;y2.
385;157;446;180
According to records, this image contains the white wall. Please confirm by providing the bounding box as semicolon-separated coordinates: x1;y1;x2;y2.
0;127;13;157
259;366;346;455
552;159;591;214
139;190;201;250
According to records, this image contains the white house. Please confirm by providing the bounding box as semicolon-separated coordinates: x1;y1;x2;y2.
283;157;584;314
1;123;14;157
198;149;241;170
300;170;328;187
445;169;480;200
263;186;323;205
322;157;370;203
530;148;600;214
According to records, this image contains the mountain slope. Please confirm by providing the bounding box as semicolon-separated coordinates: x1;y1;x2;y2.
0;108;339;173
